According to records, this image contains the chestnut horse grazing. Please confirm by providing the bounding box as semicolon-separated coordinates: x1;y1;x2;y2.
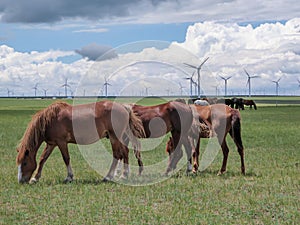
131;101;195;174
166;104;245;175
16;101;145;183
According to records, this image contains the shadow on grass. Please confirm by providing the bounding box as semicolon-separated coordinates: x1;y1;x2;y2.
29;168;260;186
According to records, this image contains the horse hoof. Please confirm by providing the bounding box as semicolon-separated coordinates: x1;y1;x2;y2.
119;175;128;180
63;177;73;183
217;171;226;176
29;178;38;184
102;177;112;182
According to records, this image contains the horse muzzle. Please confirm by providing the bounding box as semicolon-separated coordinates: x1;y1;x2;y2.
18;165;30;184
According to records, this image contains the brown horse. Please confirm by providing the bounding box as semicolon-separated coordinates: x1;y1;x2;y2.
166;104;245;175
243;99;257;110
16;101;145;183
130;101;196;174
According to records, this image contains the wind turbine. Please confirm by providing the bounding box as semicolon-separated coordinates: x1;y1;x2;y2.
178;82;184;96
211;83;220;97
61;78;71;97
144;86;150;96
42;88;48;97
272;77;282;96
219;75;232;96
184;57;209;98
103;77;111;98
183;71;195;97
33;83;39;97
244;69;260;97
297;78;300;88
7;88;11;97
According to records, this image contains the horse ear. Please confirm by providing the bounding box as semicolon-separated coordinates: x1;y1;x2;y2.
25;149;29;156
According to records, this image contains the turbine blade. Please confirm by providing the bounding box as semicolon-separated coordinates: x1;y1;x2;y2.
244;68;250;77
191;71;195;79
183;63;198;69
199;57;209;67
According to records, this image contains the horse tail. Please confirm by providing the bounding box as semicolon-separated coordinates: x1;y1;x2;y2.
123;104;145;174
129;109;146;138
230;109;244;150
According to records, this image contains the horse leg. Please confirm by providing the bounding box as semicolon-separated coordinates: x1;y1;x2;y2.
57;142;74;183
133;140;143;175
218;137;229;175
229;116;245;175
30;144;56;183
192;136;201;173
166;131;183;175
103;137;123;182
182;136;193;174
119;144;130;180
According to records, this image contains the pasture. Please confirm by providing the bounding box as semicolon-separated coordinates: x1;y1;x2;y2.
0;98;299;224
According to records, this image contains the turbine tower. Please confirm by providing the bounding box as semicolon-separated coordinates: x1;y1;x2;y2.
211;83;220;96
184;57;209;98
7;88;11;97
61;78;71;97
144;86;150;96
183;71;195;97
33;83;38;97
42;88;48;97
103;77;111;98
272;77;282;96
178;82;184;96
219;75;232;96
244;69;260;97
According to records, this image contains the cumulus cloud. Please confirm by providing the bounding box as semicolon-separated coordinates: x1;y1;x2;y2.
75;43;118;61
1;18;300;96
0;45;90;96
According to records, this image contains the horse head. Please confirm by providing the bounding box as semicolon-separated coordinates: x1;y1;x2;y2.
16;147;37;183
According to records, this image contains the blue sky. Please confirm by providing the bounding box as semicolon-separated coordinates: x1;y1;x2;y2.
1;0;300;96
1;23;192;52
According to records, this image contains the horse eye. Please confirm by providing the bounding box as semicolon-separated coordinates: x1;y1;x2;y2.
23;162;27;167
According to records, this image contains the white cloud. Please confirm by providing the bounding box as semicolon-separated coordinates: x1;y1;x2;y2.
1;18;300;97
72;28;109;33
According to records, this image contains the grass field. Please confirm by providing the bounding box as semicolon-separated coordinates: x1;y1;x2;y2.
0;98;299;224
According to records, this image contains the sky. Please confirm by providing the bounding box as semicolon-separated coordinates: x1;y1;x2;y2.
0;0;300;97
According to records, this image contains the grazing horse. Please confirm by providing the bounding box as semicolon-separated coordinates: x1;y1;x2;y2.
130;101;196;174
16;101;145;183
166;104;245;175
243;99;257;110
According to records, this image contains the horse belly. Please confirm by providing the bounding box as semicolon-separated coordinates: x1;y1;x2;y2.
72;118;103;145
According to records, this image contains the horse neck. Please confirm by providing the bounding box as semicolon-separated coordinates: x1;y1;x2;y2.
19;118;46;155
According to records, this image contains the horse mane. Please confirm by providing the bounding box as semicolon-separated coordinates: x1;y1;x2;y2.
18;102;70;152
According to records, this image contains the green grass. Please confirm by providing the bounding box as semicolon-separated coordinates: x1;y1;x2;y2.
0;98;299;224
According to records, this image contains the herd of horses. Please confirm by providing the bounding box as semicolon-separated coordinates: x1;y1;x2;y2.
190;97;257;110
16;99;246;184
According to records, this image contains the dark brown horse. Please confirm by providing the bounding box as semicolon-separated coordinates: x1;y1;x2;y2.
166;104;245;175
243;99;257;110
130;101;196;174
16;101;145;183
